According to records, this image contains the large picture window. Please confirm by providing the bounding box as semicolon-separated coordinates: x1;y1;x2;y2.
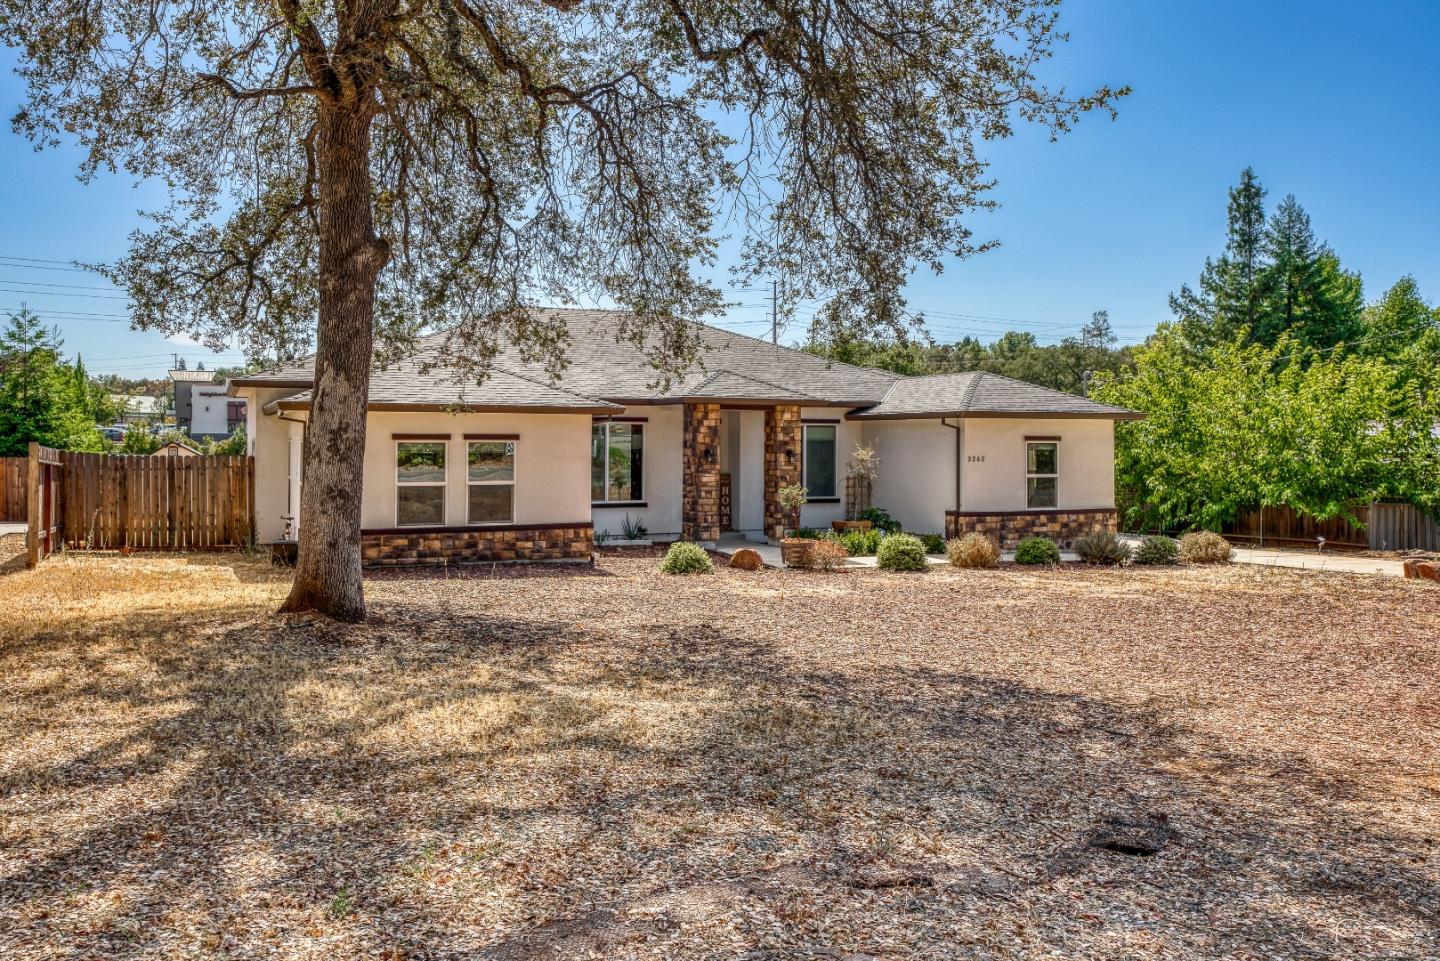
468;440;515;524
803;424;837;498
396;441;446;526
592;422;643;502
1026;441;1059;508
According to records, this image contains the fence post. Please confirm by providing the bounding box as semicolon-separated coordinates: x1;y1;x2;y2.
25;441;39;568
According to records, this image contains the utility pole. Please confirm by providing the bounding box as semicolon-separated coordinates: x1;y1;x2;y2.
771;279;778;345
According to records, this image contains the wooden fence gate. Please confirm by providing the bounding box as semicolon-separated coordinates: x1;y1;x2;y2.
24;445;255;567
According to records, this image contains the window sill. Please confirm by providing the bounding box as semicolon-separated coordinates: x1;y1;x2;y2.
593;501;647;508
805;497;841;504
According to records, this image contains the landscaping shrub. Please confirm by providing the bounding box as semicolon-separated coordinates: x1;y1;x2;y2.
909;532;946;554
947;533;1000;568
809;539;849;571
659;541;714;575
1074;530;1130;565
876;533;928;571
1179;530;1233;564
793;527;823;540
838;528;882;556
858;507;902;534
1014;535;1061;565
1132;534;1180;566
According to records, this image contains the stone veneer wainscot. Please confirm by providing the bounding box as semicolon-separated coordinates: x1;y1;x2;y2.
361;523;594;566
945;509;1117;550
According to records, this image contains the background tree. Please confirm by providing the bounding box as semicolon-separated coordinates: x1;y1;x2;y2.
1258;196;1363;349
0;308;104;455
1170;166;1271;349
3;0;1124;619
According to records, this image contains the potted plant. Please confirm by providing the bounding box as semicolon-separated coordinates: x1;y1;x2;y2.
841;442;879;525
777;483;814;567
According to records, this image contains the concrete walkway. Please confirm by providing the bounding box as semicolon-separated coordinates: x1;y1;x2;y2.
1229;547;1407;577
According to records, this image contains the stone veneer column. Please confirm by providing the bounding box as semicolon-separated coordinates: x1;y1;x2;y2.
763;405;803;540
682;402;722;543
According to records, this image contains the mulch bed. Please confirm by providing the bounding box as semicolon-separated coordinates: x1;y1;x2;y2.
1;552;1437;959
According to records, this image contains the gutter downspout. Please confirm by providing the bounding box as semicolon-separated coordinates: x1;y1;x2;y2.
941;417;962;527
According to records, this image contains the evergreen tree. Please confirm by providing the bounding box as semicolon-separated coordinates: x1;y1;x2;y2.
1257;195;1363;349
1170;167;1271;348
0;308;104;454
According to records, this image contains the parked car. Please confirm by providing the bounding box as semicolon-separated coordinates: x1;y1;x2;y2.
99;426;126;443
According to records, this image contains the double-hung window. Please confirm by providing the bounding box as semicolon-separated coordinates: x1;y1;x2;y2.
468;439;516;524
396;441;446;526
802;423;838;498
592;421;643;503
1026;441;1059;508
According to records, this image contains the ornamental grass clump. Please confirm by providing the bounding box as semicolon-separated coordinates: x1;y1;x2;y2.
1132;534;1180;566
1014;536;1061;566
947;533;1000;569
1179;530;1233;564
876;533;928;571
1074;530;1130;565
659;541;713;575
838;528;881;556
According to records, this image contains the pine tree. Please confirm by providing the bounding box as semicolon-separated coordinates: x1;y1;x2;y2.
1257;196;1363;350
1170;168;1271;348
0;308;104;454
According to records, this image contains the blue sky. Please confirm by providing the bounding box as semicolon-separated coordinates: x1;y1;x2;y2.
1;0;1437;377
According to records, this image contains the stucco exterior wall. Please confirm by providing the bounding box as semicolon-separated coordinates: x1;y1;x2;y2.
239;386;305;543
359;411;591;530
958;417;1115;512
592;405;684;540
858;419;958;534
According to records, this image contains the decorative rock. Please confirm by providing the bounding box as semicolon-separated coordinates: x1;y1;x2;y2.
728;548;765;571
1417;561;1440;582
1403;558;1423;579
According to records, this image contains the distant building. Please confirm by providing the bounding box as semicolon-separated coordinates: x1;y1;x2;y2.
170;369;245;441
153;439;200;457
108;393;162;426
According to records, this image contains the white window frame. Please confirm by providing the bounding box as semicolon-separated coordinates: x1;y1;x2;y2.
467;439;516;526
395;439;447;527
592;421;645;504
802;423;838;498
1025;440;1059;509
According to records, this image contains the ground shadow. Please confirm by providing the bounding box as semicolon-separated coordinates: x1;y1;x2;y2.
1;565;1435;959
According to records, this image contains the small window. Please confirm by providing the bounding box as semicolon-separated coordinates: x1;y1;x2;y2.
396;441;446;526
1026;441;1058;508
592;422;643;502
803;424;837;498
468;440;515;524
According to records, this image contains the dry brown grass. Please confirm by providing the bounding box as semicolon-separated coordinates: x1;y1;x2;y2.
2;550;1437;959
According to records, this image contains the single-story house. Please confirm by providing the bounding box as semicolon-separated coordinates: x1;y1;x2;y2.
227;309;1141;565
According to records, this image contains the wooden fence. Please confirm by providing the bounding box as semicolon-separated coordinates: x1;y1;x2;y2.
1367;502;1440;552
1223;502;1440;552
1;456;25;523
23;446;254;566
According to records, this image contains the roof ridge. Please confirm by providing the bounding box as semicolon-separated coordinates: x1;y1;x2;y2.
958;371;984;411
488;363;612;406
704;367;825;400
684;318;902;384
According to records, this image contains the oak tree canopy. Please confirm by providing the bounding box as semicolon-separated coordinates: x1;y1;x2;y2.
3;0;1124;617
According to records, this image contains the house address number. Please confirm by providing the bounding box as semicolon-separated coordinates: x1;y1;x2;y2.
967;455;985;463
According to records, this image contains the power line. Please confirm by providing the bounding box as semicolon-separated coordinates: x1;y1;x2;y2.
0;277;124;292
0;287;129;301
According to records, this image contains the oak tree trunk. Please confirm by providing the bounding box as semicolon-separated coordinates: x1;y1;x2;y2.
280;104;388;621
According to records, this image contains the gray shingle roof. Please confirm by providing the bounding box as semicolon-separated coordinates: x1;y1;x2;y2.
849;371;1142;419
268;363;621;413
234;308;1140;420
